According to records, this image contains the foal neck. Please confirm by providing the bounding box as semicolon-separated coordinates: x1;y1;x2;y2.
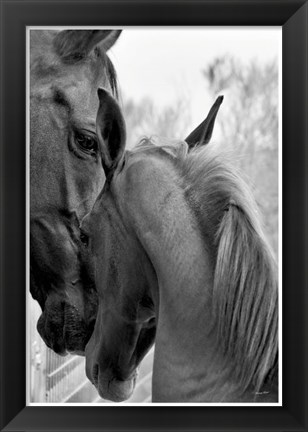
126;158;219;401
123;150;277;402
151;199;231;401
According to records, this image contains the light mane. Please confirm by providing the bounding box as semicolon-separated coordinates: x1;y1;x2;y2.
182;145;278;393
132;138;278;395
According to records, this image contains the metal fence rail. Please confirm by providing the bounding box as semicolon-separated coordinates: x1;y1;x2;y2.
30;298;153;403
45;352;88;402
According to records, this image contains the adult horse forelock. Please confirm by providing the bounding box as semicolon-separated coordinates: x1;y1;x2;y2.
81;90;278;402
30;30;121;355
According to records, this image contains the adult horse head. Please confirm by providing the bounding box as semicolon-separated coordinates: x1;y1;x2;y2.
30;30;121;355
81;90;235;402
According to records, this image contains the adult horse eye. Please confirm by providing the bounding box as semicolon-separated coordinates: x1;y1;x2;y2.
74;130;97;153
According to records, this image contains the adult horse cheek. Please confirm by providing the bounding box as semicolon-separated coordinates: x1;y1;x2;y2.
30;95;104;217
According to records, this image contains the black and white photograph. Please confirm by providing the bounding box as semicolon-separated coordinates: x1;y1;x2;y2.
28;27;281;405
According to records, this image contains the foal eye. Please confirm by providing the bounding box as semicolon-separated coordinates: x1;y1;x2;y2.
74;130;97;153
80;231;89;247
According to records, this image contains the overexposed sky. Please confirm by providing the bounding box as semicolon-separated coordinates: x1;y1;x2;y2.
109;27;281;129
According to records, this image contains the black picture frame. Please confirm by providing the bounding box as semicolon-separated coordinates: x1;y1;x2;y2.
0;0;307;431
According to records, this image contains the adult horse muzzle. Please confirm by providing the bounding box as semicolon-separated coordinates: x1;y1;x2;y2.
36;291;96;355
30;211;98;355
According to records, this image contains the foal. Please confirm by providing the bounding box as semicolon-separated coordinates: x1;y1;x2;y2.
81;90;278;403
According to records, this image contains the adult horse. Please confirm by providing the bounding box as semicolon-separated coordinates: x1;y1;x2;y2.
30;30;121;355
81;89;278;402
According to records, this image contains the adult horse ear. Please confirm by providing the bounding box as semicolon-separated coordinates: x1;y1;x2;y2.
54;30;121;62
99;30;122;52
185;95;224;149
96;88;126;177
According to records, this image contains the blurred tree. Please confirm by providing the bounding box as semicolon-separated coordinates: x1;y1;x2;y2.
203;56;279;257
120;96;191;149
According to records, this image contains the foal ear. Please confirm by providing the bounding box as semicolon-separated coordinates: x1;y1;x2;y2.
96;88;126;177
54;30;121;62
185;95;224;149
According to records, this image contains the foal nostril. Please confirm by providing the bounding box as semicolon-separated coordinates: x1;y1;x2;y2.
85;319;96;344
88;318;96;334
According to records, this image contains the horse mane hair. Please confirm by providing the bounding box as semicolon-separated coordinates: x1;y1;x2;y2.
181;144;278;394
136;139;278;394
